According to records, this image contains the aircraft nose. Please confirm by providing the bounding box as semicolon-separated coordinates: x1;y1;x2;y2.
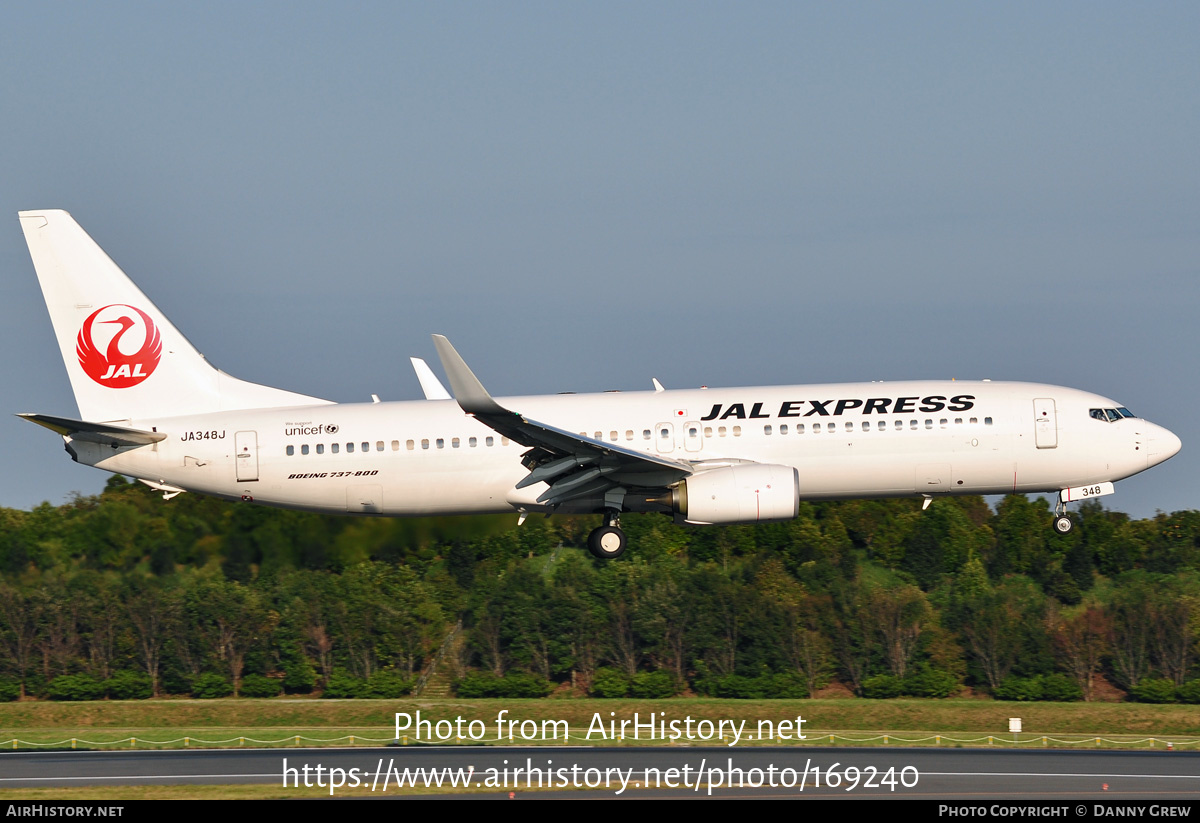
1146;423;1182;466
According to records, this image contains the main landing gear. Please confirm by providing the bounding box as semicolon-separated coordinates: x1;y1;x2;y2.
587;510;628;559
1052;499;1074;535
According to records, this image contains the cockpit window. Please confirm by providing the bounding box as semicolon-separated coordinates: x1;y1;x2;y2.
1091;407;1136;422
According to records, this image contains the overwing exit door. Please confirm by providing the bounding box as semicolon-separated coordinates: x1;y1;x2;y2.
654;422;675;454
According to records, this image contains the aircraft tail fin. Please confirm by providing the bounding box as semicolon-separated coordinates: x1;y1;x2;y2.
18;210;331;422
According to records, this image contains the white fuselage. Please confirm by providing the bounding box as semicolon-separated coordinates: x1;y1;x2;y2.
18;210;1181;527
69;379;1178;517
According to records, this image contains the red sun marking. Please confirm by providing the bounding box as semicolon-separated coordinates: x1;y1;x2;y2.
76;304;162;388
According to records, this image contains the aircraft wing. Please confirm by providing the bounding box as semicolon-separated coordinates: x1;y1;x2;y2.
18;413;167;448
432;335;690;507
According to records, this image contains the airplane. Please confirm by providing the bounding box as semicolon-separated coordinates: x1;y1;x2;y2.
15;209;1182;559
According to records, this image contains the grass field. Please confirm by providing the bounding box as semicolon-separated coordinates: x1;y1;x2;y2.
2;698;1198;800
2;697;1199;751
0;784;516;800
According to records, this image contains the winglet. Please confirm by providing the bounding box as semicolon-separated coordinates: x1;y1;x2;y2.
410;357;452;400
431;335;510;416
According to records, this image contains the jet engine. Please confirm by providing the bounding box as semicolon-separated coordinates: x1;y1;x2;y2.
664;463;799;525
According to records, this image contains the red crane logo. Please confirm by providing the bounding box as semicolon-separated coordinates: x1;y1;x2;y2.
76;304;162;388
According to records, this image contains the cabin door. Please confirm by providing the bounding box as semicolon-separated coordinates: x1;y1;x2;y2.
235;431;259;481
1033;398;1058;449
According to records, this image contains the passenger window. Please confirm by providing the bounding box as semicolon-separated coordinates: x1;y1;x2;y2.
286;445;294;456
939;419;948;428
391;440;399;451
689;426;699;437
595;431;602;440
704;426;713;437
910;420;918;430
501;437;510;446
660;428;669;439
969;417;977;425
452;437;460;448
718;426;727;436
797;424;805;434
955;418;962;425
779;424;788;435
469;436;477;447
610;431;618;441
732;426;741;436
332;443;339;454
625;430;634;441
643;430;652;440
813;423;821;432
347;442;355;453
436;438;445;449
861;422;869;431
406;440;414;451
301;444;309;455
924;419;933;429
361;442;369;453
845;422;853;431
486;436;494;447
316;444;324;454
376;441;384;451
894;420;903;430
421;439;429;450
985;417;993;426
764;425;772;435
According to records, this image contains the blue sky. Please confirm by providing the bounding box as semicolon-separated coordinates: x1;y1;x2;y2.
2;2;1196;517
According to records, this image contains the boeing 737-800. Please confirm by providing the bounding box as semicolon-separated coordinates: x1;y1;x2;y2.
16;210;1182;558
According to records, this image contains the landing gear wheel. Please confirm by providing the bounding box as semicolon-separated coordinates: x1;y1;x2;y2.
1053;515;1074;535
587;525;627;559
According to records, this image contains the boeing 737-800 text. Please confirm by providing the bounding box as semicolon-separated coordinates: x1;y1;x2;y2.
16;210;1182;558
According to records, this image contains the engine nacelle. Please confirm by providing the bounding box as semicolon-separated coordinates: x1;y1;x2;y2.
672;463;799;525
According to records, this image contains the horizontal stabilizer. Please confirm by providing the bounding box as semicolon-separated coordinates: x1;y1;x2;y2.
17;413;167;448
138;478;187;500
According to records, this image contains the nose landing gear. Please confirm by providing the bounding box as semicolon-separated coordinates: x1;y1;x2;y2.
587;510;627;559
1052;499;1074;535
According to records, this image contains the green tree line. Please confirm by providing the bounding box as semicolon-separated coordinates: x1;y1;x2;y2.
0;475;1198;703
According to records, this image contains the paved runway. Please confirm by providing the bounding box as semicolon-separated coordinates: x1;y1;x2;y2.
1;746;1198;799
